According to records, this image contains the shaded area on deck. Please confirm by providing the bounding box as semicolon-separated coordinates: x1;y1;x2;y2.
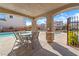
50;42;77;56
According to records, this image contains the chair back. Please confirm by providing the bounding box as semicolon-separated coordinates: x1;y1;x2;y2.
13;32;24;43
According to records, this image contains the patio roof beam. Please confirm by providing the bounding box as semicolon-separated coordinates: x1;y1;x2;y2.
0;7;33;19
35;3;79;18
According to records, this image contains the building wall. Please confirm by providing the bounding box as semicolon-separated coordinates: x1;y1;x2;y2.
0;13;26;29
54;21;63;30
37;23;46;31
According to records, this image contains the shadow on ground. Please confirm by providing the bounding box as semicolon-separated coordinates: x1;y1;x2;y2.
8;37;58;56
8;41;77;56
8;45;33;56
32;48;58;56
8;45;58;56
49;42;77;56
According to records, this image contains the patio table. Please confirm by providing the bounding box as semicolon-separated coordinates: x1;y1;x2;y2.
20;31;32;48
21;31;32;36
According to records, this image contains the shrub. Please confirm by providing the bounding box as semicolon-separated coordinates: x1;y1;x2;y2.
68;31;79;46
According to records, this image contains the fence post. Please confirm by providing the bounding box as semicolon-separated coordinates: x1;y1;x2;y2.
67;17;70;45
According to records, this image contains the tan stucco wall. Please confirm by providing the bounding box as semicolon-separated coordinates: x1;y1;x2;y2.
0;13;27;29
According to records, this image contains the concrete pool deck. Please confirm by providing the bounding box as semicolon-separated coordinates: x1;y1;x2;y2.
32;32;79;56
0;36;15;56
0;32;79;56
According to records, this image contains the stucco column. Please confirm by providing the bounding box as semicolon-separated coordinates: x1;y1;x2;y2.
32;18;37;32
46;15;54;43
32;18;37;49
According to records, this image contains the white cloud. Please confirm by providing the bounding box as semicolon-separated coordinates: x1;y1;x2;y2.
59;16;66;20
26;22;32;26
59;13;70;18
59;16;67;23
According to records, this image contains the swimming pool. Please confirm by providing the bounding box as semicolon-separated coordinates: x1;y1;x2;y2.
0;32;16;55
0;32;15;38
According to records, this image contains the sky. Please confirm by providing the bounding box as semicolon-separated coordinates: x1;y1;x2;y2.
24;17;47;26
36;17;47;25
24;17;32;26
54;10;79;23
0;13;6;20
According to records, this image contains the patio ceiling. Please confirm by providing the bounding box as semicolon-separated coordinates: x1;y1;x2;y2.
0;3;67;18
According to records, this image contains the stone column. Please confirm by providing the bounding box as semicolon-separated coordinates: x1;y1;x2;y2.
46;15;54;43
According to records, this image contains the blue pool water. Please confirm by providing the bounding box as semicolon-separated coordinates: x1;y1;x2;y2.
0;31;32;38
0;32;15;44
0;32;15;38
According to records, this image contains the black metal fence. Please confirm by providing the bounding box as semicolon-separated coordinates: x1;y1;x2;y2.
67;16;79;47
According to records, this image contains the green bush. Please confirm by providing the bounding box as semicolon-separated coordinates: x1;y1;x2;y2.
68;31;79;46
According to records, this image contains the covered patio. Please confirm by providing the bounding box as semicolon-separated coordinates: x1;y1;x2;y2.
0;3;79;56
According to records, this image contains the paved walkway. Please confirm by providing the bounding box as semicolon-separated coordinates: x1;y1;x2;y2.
32;32;79;56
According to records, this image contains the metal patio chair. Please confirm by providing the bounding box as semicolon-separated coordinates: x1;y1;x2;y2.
8;31;28;55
